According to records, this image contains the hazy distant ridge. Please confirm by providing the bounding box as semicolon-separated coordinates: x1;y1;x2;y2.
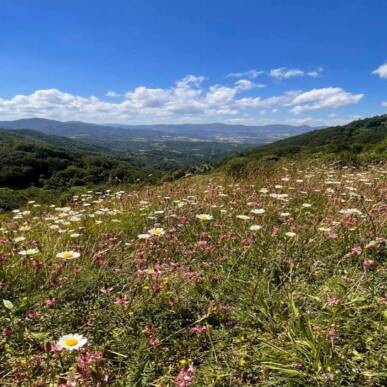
0;118;317;143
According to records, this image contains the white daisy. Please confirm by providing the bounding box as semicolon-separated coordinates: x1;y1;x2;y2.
236;215;251;220
196;214;213;221
138;233;152;239
57;334;87;351
251;208;266;215
148;228;165;236
56;251;81;260
339;208;363;216
18;248;39;256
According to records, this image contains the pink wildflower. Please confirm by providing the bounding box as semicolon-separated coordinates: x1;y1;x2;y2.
326;296;339;306
2;327;12;338
191;325;207;335
43;296;56;307
363;258;376;269
351;246;362;255
176;366;195;387
325;232;338;240
148;336;161;347
113;296;128;305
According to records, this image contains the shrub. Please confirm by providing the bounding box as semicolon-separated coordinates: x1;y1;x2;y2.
225;157;248;177
0;188;27;210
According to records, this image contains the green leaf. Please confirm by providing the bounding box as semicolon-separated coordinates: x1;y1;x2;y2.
3;299;14;310
30;332;50;340
290;295;300;318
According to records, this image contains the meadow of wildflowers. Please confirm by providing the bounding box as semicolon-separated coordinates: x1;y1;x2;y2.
0;160;386;386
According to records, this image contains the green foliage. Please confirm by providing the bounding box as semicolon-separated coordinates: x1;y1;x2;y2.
0;129;162;190
0;127;252;196
0;188;27;210
225;157;249;177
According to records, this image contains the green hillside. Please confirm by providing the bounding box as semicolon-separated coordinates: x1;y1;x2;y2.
0;128;160;190
222;115;387;176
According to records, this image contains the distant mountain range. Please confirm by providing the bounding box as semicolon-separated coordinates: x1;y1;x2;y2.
111;122;319;142
0;118;167;141
0;118;318;144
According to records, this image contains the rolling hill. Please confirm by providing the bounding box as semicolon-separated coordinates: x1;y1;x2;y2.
221;115;387;175
0;128;159;191
0;118;317;171
0;123;254;171
0;118;167;141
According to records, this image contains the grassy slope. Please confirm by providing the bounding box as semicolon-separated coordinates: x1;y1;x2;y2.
0;159;385;385
257;114;387;152
220;115;387;176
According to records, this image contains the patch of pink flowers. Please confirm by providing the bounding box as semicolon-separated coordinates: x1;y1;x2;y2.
176;365;195;387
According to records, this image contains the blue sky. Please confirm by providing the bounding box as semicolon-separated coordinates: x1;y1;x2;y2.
0;0;386;126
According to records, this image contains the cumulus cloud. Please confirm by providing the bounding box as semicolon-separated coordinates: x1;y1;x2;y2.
0;76;363;123
269;67;322;80
234;79;265;90
106;91;121;98
289;87;364;114
382;101;387;108
372;63;387;79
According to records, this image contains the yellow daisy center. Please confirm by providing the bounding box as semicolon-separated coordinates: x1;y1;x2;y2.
63;252;74;259
64;337;78;347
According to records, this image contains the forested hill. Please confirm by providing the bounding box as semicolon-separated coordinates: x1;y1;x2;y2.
0;129;159;190
0;128;108;153
222;115;387;174
259;114;386;153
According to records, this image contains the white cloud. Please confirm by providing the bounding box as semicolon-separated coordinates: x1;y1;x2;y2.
372;63;387;79
234;79;265;90
382;101;387;107
227;67;323;80
0;76;363;123
235;79;253;90
289;87;363;114
106;91;121;98
176;74;206;87
269;67;322;80
226;69;264;79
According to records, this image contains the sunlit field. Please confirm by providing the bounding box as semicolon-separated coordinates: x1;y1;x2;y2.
1;160;386;386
